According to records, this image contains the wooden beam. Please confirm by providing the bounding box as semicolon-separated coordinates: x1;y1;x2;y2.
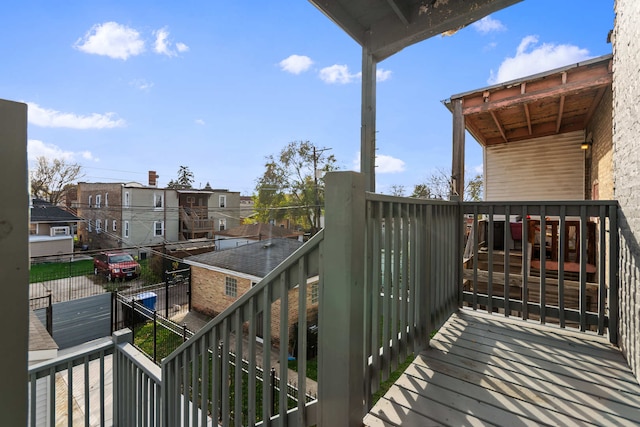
385;0;410;26
490;110;508;143
462;74;612;116
521;83;532;135
556;95;566;133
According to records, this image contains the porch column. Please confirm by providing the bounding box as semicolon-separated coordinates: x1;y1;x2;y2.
451;98;465;199
0;99;28;426
361;43;377;193
319;171;366;426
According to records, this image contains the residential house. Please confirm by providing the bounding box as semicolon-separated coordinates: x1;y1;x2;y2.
177;187;240;240
186;238;318;346
215;222;304;250
76;176;240;254
29;197;81;260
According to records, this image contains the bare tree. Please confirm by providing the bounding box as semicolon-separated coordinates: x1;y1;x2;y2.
30;156;83;205
410;168;483;201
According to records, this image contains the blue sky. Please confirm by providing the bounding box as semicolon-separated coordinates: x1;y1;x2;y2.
2;1;614;196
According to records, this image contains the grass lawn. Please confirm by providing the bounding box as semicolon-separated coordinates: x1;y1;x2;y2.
29;259;94;283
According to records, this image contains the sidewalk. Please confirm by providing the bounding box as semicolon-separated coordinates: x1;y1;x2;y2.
172;310;318;397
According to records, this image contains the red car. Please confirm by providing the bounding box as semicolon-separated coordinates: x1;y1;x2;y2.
93;251;141;281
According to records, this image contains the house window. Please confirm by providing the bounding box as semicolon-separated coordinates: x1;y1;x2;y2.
186;196;195;204
154;221;164;237
96;219;102;233
225;277;238;297
124;221;129;238
95;194;101;208
88;219;92;232
219;218;226;231
311;283;319;304
154;193;163;209
219;195;226;208
124;192;130;208
88;195;92;208
112;220;117;232
105;193;109;207
29;223;38;235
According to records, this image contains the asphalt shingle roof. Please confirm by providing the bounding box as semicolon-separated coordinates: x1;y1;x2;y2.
30;198;81;223
186;238;303;278
216;223;302;239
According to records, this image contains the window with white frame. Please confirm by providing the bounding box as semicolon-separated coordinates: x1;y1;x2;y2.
96;219;102;233
88;195;92;208
105;193;109;207
219;195;226;208
112;220;117;232
154;193;163;209
87;219;92;232
311;283;319;304
95;194;101;208
154;221;164;237
219;218;226;231
225;277;238;297
124;192;130;208
124;221;129;238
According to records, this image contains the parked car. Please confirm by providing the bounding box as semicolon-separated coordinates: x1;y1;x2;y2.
93;251;141;281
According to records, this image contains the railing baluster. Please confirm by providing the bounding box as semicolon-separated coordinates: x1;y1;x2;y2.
262;285;272;423
540;206;547;324
504;204;511;316
522;204;529;321
598;205;607;335
248;298;257;427
221;319;230;427
559;205;566;328
234;309;243;427
297;257;308;424
580;205;588;332
391;202;401;372
278;271;289;426
488;206;494;314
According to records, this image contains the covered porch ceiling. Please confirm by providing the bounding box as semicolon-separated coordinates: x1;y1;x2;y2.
308;0;523;61
445;54;613;147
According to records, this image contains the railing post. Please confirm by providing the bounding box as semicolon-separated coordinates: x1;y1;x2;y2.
112;329;133;426
319;171;366;426
609;202;619;344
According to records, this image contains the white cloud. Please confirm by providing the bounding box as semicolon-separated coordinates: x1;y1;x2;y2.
130;79;154;91
319;64;392;84
352;152;406;173
28;139;99;163
153;27;188;57
377;69;392;82
279;55;313;74
27;102;126;129
74;22;145;60
376;154;406;173
195;119;205;125
489;35;591;84
472;16;506;34
319;64;358;84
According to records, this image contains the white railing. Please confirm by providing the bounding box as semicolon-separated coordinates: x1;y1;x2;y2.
161;230;323;427
28;329;161;427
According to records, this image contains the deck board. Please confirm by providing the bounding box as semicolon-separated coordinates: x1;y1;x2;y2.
365;309;640;427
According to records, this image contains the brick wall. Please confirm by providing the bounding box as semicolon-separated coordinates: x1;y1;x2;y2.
191;266;319;349
77;182;123;249
613;0;640;383
587;87;614;200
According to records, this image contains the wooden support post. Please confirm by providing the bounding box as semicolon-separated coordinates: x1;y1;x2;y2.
0;100;28;427
361;44;377;193
319;171;366;426
451;98;465;199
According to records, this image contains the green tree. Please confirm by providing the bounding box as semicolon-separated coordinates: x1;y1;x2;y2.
30;156;83;205
167;165;195;189
253;141;337;235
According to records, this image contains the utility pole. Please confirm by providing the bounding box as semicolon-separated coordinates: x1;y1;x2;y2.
313;146;331;234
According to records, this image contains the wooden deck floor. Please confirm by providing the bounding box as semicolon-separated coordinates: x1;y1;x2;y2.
365;309;640;426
